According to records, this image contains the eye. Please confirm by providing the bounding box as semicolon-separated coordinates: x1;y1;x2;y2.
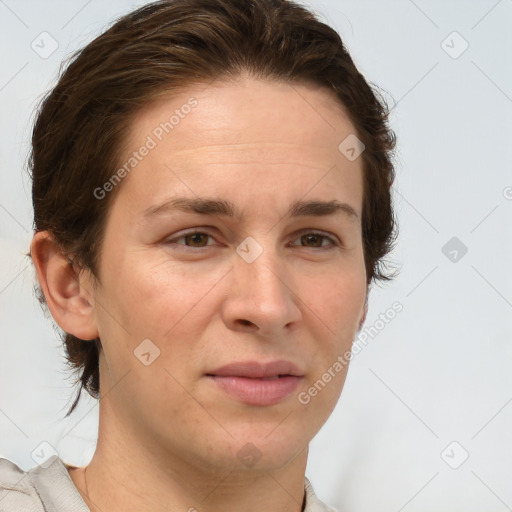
164;228;340;252
289;230;339;249
165;229;217;251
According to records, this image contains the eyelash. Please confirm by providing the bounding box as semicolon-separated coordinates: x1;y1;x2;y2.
164;228;340;252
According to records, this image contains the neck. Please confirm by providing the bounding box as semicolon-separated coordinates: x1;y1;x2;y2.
72;400;309;512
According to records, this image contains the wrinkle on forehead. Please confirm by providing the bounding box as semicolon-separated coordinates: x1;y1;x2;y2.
164;142;339;169
123;77;356;155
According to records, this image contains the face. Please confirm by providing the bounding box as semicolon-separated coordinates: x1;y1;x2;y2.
85;74;367;472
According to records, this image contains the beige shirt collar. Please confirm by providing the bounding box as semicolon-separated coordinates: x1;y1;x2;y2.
0;456;337;512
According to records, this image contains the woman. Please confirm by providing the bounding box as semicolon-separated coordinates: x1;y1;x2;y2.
0;0;397;510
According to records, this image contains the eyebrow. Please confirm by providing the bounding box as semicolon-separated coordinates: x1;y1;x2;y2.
142;197;359;222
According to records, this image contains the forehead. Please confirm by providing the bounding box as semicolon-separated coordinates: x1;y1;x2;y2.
126;75;356;153
112;76;363;219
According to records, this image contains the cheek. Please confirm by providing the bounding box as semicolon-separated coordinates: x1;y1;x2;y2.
107;257;186;318
93;258;172;363
303;268;365;336
298;269;365;406
104;256;227;353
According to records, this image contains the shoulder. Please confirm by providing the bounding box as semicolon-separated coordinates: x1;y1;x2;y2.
0;457;44;511
0;455;89;512
304;477;340;512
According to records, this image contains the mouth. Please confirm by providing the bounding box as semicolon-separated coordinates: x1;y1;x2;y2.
205;360;304;406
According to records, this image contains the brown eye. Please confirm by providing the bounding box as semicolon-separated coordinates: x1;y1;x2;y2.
182;232;210;247
290;230;338;249
165;229;217;252
301;233;324;247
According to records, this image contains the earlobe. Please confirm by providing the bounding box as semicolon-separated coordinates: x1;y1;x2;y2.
30;231;99;340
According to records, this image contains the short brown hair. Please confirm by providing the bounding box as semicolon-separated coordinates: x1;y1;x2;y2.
27;0;398;417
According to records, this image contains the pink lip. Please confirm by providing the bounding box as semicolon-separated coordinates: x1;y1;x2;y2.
206;360;304;406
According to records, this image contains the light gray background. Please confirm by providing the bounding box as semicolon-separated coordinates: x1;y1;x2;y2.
1;0;511;511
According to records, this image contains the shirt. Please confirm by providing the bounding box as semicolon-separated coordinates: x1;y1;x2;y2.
0;455;338;512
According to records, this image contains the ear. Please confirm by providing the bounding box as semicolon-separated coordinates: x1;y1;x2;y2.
30;231;99;340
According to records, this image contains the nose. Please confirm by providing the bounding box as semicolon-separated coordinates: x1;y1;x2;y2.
221;241;302;337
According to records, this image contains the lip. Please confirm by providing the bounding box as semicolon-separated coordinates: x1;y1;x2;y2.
208;360;303;378
206;360;304;406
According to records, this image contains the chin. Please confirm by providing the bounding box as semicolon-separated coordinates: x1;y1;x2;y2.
200;427;310;474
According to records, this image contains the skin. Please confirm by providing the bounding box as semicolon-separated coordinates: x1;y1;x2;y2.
31;73;368;512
